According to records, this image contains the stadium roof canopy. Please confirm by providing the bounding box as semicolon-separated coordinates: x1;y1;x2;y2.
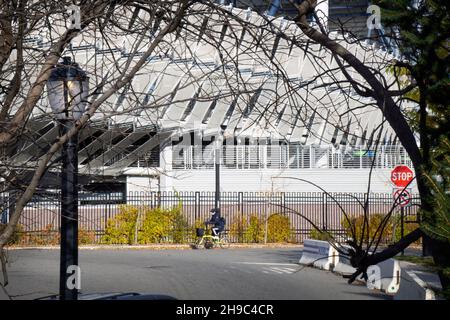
13;3;403;175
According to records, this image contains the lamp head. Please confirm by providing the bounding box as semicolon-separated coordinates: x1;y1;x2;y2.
47;56;89;121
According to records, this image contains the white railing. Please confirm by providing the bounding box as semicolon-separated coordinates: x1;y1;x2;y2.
172;144;413;170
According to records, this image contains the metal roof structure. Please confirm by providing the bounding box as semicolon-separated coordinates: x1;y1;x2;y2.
14;3;403;177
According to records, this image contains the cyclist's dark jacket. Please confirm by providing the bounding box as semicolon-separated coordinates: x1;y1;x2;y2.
207;214;225;232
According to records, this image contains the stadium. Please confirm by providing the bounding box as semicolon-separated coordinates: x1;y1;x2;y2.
8;1;415;199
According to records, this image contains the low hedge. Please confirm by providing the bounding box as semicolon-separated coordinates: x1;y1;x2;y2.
229;213;292;243
102;204;190;244
341;213;421;244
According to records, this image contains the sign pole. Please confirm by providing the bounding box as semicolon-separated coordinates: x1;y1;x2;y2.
400;206;404;256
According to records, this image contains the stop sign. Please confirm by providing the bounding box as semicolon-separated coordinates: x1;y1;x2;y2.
391;165;414;187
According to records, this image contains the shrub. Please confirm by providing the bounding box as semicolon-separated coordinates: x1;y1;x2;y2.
101;204;190;245
79;229;97;245
309;228;333;241
139;205;190;244
169;206;190;243
392;219;421;244
341;213;396;243
229;215;264;243
267;214;291;243
139;207;171;244
229;215;247;243
246;215;264;243
18;224;60;246
102;205;139;244
2;223;97;246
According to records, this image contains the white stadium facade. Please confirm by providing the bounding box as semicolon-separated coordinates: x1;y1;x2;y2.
14;1;416;197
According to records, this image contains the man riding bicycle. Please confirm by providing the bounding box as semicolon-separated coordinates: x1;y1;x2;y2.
193;208;229;249
205;208;225;237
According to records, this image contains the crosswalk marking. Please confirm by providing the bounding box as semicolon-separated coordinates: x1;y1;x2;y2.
262;266;297;275
265;267;284;274
231;262;300;275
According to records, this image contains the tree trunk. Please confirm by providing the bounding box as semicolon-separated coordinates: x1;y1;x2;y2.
430;237;450;295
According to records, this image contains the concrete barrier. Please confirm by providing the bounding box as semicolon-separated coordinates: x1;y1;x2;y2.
394;270;440;300
333;245;357;276
299;239;338;271
301;241;402;295
366;258;401;294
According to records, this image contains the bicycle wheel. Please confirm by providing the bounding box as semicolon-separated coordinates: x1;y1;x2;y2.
219;236;230;249
204;239;214;249
193;237;203;249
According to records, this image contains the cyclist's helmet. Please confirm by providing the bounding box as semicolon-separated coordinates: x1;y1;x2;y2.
210;208;220;220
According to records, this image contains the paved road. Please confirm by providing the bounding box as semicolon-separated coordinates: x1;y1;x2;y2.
2;247;388;300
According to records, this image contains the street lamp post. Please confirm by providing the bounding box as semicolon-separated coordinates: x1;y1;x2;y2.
215;125;227;217
47;56;88;300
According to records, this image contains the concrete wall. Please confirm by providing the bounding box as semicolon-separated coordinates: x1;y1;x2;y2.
159;168;418;193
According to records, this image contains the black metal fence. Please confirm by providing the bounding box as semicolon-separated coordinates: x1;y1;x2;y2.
1;191;420;245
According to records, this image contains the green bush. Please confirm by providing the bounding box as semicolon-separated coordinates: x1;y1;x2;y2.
101;208;293;245
342;213;390;243
231;214;292;243
267;214;291;243
309;228;333;241
341;213;419;244
169;206;190;243
102;205;139;245
229;215;247;243
392;219;421;244
138;207;171;244
246;215;265;243
102;204;190;244
138;205;190;244
229;215;264;243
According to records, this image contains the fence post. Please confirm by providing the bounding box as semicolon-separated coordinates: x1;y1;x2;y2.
157;190;161;208
195;191;200;221
238;192;243;214
8;191;16;224
264;193;270;244
133;207;139;245
322;192;328;231
150;191;154;208
105;197;109;238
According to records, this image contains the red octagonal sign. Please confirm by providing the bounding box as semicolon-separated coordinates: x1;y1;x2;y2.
391;165;414;187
